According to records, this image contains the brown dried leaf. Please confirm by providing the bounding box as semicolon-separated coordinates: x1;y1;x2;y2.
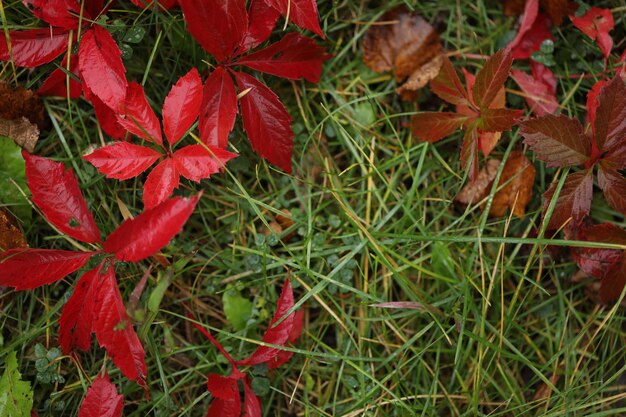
490;151;536;217
0;117;39;152
455;159;501;205
0;208;28;251
532;366;562;401
0;81;46;151
362;6;443;100
501;0;578;26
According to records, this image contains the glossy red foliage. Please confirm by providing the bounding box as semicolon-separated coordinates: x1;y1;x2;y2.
77;373;124;417
571;7;614;60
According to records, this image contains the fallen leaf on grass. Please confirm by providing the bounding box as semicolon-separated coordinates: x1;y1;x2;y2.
0;208;28;251
362;6;443;100
0;81;47;152
570;7;614;60
0;118;39;152
501;0;577;26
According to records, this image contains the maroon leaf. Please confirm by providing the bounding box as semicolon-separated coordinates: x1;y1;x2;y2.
429;56;471;107
237;279;295;366
78;26;127;110
240;0;281;51
38;53;82;99
267;309;304;369
179;0;248;62
143;158;180;210
593;76;626;152
600;256;626;303
543;170;593;230
586;79;607;131
570;223;622;278
234;71;294;172
206;374;241;417
93;262;147;382
84;86;127;140
77;373;123;417
22;0;82;28
478;108;522;132
520;114;590;167
173;144;237;182
23;151;101;243
0;28;70;68
242;379;262;417
104;194;199;262
262;0;324;37
0;249;94;290
570;7;614;60
472;49;513;109
199;67;238;148
84;142;162;180
59;262;104;354
510;65;558;116
460;127;479;181
597;165;626;216
237;33;330;83
118;82;163;146
411;112;468;143
162;68;203;145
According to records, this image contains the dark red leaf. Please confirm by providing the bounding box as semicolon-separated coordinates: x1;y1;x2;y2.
507;0;553;59
23;151;101;243
411;112;468;143
510;64;558;116
593;76;626;152
460;126;479;181
78;26;127;110
597;165;626;216
206;374;241;417
242;379;262;417
143;158;180;209
600;257;626;303
429;56;471;107
472;49;513;109
237;33;330;83
478;108;522;132
0;28;70;68
543;170;593;230
267;309;304;369
93;262;147;382
84;142;162;180
199;67;238;148
37;53;82;99
570;223;622;278
84;88;127;140
22;0;82;28
234;71;294;172
262;0;324;37
162;68;203;145
104;194;199;261
586;79;607;130
130;0;178;10
77;373;123;417
582;222;626;246
237;279;295;366
179;0;248;62
84;0;106;18
520;114;590;167
570;7;614;59
173;144;237;182
118;82;163;146
240;0;281;51
59;262;105;354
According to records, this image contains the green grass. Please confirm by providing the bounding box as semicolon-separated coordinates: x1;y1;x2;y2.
2;0;626;416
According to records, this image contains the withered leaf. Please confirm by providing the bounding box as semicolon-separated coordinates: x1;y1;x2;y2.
455;159;501;206
362;6;443;100
0;208;28;251
501;0;577;26
0;81;46;151
0;117;39;152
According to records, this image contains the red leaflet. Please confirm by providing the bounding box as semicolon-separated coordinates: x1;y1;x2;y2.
507;0;538;58
23;151;101;243
38;53;82;99
59;262;104;354
242;380;262;417
411;113;468;143
144;158;180;210
206;374;242;417
511;63;558;116
23;0;83;28
104;194;199;261
173;145;235;182
79;26;128;110
0;28;70;68
178;0;248;62
267;309;304;369
234;71;294;172
93;262;147;382
472;49;514;109
571;8;614;60
236;33;330;83
162;68;203;145
77;373;123;417
84;88;128;140
0;249;94;290
199;67;238;148
542;170;593;231
586;79;607;129
262;0;324;37
84;142;162;180
240;0;281;51
118;82;163;146
429;57;470;107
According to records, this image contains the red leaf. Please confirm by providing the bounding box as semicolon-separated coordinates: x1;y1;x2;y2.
507;0;538;58
267;309;304;369
511;65;558;116
520;114;590;167
543;170;593;230
37;53;82;99
77;373;123;417
240;0;281;51
570;224;622;278
104;194;199;261
199;67;238;148
586;79;607;130
84;142;162;181
93;262;147;382
512;14;553;60
237;279;295;366
597;166;626;216
429;56;471;107
242;379;262;417
600;257;626;303
118;82;163;146
478;108;522;132
237;33;330;83
78;26;127;110
411;112;468;143
460;127;479;181
162;68;203;145
23;151;101;243
593;76;626;152
83;86;127;140
130;0;178;10
571;7;614;59
59;262;104;354
173;144;237;182
22;0;82;29
179;0;248;62
0;249;94;290
234;71;294;172
206;374;242;417
0;28;70;68
262;0;324;37
143;158;180;209
472;49;513;109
